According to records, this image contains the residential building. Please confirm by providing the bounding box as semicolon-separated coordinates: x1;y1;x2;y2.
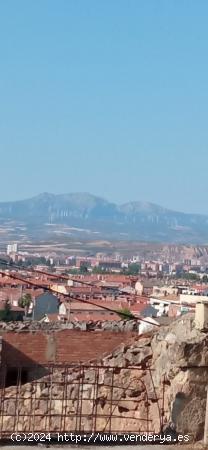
7;243;18;255
33;293;59;320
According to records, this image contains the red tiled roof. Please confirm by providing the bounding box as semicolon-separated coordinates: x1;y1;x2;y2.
0;287;44;303
130;302;148;313
0;277;24;286
70;312;121;322
192;285;208;291
63;299;130;312
0;301;24;312
68;287;102;294
63;301;105;311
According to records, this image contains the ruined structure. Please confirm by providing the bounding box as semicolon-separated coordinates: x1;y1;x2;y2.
0;321;139;370
0;314;207;441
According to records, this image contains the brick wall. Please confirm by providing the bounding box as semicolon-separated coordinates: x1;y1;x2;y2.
0;330;137;367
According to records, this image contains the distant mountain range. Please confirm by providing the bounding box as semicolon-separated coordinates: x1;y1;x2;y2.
0;192;208;243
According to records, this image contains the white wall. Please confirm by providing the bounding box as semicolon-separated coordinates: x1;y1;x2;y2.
180;294;208;304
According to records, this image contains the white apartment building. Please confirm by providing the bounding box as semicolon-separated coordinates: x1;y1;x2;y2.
7;243;18;255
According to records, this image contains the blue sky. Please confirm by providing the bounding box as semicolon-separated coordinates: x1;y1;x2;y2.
0;1;208;213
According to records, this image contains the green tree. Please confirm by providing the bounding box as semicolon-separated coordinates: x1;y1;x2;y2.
67;268;79;275
92;266;104;274
80;265;88;274
182;272;199;281
117;307;134;320
18;293;32;316
0;299;13;322
122;263;141;275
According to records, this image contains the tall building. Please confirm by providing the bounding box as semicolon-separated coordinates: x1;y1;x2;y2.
7;243;18;255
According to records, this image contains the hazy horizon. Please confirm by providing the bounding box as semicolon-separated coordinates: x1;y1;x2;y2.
1;1;208;214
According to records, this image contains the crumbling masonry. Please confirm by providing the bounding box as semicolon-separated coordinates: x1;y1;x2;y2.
0;314;207;440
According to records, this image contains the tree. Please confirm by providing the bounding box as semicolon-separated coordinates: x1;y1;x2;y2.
182;272;199;281
67;268;79;275
80;265;88;274
18;293;32;316
122;263;141;275
92;266;111;274
0;299;13;322
117;307;134;321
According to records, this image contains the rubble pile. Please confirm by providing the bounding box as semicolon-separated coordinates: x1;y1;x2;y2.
0;319;140;332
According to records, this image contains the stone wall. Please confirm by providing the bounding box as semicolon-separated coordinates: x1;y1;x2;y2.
0;335;159;435
1;313;208;440
0;319;140;332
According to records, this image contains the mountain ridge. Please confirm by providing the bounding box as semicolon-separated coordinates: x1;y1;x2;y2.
0;192;204;215
0;192;208;243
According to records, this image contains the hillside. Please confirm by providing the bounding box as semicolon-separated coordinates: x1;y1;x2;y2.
0;192;208;243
